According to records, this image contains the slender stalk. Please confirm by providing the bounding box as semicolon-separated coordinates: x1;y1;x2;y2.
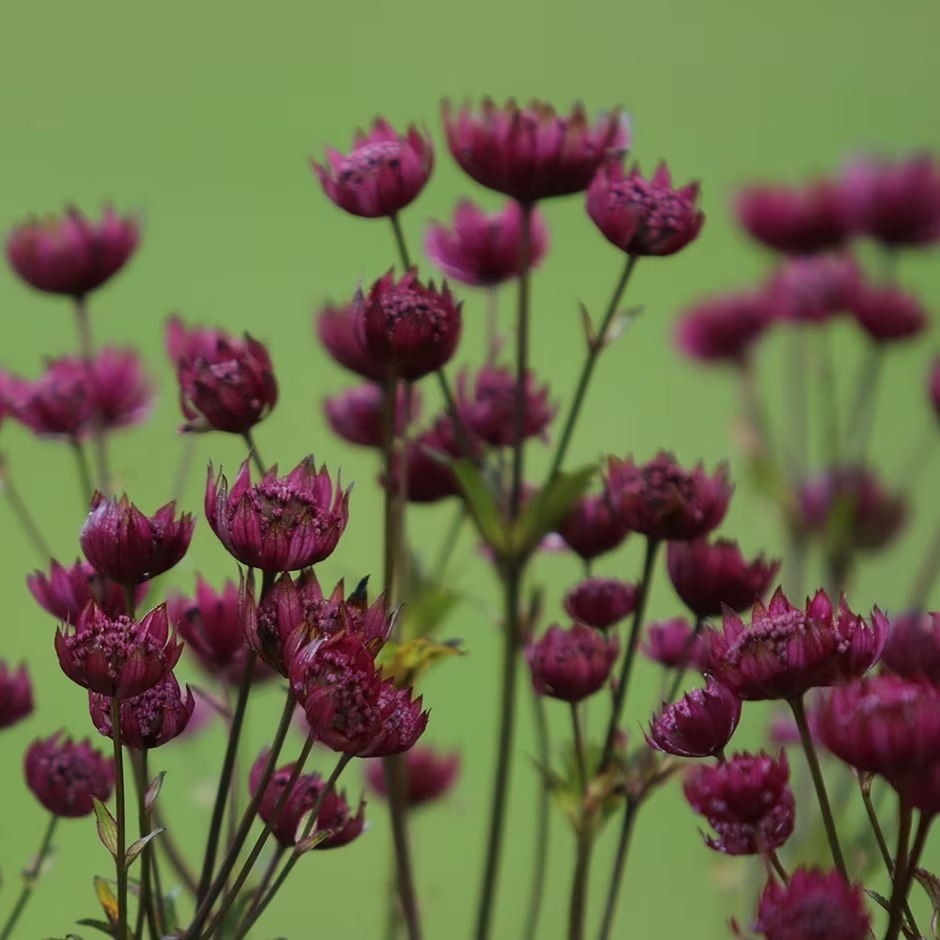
548;255;638;481
510;202;534;516
435;368;478;463
383;756;423;940
768;852;789;884
390;213;413;269
844;345;883;462
571;703;587;792
432;503;465;583
664;615;705;704
885;802;913;940
787;328;809;477
133;752;161;940
485;287;500;362
171;435;198;502
71;439;94;506
0;455;53;560
234;845;285;939
601;538;659;769
111;697;128;940
242;431;265;477
0;815;59;940
738;356;778;472
597;797;639;940
909;514;940;608
886;810;931;940
817;326;840;466
788;696;847;878
234;755;353;936
522;692;551;940
568;832;592;940
74;295;111;493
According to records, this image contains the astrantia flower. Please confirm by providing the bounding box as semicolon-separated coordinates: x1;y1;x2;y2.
587;160;704;256
316;301;390;383
364;745;460;806
28;559;142;622
563;578;639;630
684;750;795;855
81;492;195;585
848;283;928;343
89;672;195;749
754;867;871;940
642;618;709;670
206;457;350;572
25;733;115;818
675;290;772;365
667;538;779;618
931;358;940;420
646;677;741;758
425;200;549;286
6;206;139;297
880;610;940;684
604;452;732;542
526;624;619;702
734;179;852;255
8;358;93;439
91;347;154;429
0;662;33;729
55;603;182;698
767;254;861;324
313;118;433;219
443;98;628;203
355;270;462;382
556;493;630;561
324;382;419;449
457;364;555;447
708;588;888;701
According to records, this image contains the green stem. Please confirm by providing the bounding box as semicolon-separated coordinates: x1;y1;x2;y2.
568;831;592;940
787;329;809;479
522;691;551;940
601;538;659;769
789;696;847;878
844;345;883;463
664;615;705;704
817;326;840;466
71;439;94;507
74;295;111;493
548;255;638;481
768;851;789;884
171;435;198;503
383;755;423;940
242;431;266;477
133;751;161;940
432;503;465;583
597;797;639;940
571;703;587;792
111;697;128;940
390;213;413;269
0;815;58;940
510;201;533;517
885;802;914;940
234;845;285;939
0;454;53;560
886;811;932;940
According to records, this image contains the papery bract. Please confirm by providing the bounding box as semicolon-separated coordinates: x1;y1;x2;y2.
25;732;115;818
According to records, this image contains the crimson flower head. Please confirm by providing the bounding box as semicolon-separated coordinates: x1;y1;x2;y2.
841;153;940;247
81;492;195;586
684;750;795;855
354;270;462;382
642;618;708;670
734;179;852;255
364;745;460;807
313;117;433;219
526;624;619;702
25;733;115;818
557;493;630;561
881;610;940;684
425;200;549;286
316;301;390;383
89;348;154;430
848;282;928;343
443;98;628;203
0;662;33;729
767;253;861;324
291;633;428;757
754;868;871;940
28;559;142;622
7;357;100;439
563;578;638;630
206;457;350;572
89;672;195;749
604;451;732;542
325;382;419;449
587;160;704;256
55;602;182;698
646;677;742;758
675;290;773;366
708;588;888;701
457;364;555;447
667;538;779;618
6;206;139;298
168;317;278;434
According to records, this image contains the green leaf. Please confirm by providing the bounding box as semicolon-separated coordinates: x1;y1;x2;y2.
451;460;508;556
400;553;462;641
125;828;164;868
93;799;117;859
510;465;595;559
144;772;166;815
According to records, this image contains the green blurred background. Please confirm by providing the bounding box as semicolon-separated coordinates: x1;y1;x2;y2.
1;0;939;936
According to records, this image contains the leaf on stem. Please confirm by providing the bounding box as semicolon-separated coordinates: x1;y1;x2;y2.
378;636;465;688
579;303;595;349
93;799;118;859
144;772;166;815
451;459;509;557
401;553;462;640
510;466;595;559
125;828;164;868
92;875;119;926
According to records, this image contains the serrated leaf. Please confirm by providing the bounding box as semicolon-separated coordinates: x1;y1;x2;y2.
125;827;164;868
378;637;465;688
93;876;119;926
510;466;595;559
93;799;118;859
864;888;892;914
144;771;166;815
451;459;508;556
913;867;940;939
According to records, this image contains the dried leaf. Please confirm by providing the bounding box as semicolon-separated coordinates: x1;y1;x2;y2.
144;772;166;815
378;637;465;688
93;875;119;926
93;799;117;859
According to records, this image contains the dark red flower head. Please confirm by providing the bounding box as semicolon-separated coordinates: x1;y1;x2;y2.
604;452;732;542
364;745;461;806
324;382;419;449
526;624;619;702
767;254;861;324
642;618;709;670
734;179;852;255
646;677;742;758
556;493;630;561
754;867;871;940
841;153;940;247
457;363;555;447
169;316;278;434
667;538;779;619
89;347;154;430
930;358;940;421
313;117;433;219
443;98;628;203
425;199;549;286
89;672;195;749
0;661;33;729
881;610;940;685
6;206;139;298
354;270;462;382
563;578;638;630
25;732;115;818
684;750;795;855
675;290;773;365
81;492;195;586
28;559;143;622
708;588;888;701
848;282;928;344
55;602;182;699
316;301;390;383
587;160;704;256
206;457;350;573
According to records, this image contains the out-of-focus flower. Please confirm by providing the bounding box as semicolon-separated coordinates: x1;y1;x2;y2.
557;493;630;561
364;745;460;806
767;254;861;324
324;382;419;449
647;677;742;758
848;283;928;343
28;559;143;622
457;364;555;447
526;624;619;702
0;662;33;729
675;290;773;365
563;578;639;630
316;301;390;383
25;732;115;817
641;618;709;670
880;610;940;684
